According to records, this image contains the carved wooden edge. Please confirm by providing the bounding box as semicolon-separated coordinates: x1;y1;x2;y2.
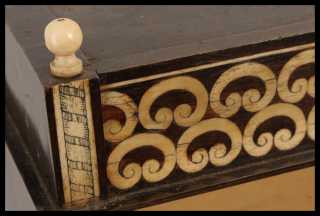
52;79;100;203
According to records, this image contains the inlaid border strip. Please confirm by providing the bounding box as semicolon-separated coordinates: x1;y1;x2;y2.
52;79;100;203
100;43;314;90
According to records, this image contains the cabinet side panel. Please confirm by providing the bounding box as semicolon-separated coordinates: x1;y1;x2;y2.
5;25;58;201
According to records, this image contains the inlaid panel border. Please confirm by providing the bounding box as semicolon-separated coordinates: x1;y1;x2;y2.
100;43;314;90
52;79;100;203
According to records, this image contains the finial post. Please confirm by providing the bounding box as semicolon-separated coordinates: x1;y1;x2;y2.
44;18;83;78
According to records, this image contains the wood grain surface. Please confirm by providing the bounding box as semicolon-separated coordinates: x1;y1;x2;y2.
140;167;315;211
5;5;315;84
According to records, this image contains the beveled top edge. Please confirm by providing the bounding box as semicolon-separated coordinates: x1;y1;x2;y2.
5;5;315;87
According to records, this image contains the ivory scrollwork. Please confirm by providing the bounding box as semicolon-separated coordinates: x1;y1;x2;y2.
210;62;276;118
307;106;315;141
278;49;315;103
177;118;242;173
138;76;208;130
243;103;306;157
106;133;176;190
101;91;138;143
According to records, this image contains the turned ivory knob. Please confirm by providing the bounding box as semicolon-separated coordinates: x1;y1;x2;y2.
44;18;83;78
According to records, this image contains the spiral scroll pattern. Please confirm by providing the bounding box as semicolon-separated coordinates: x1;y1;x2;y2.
106;133;176;189
278;49;315;103
101;91;138;143
177;118;242;173
210;62;276;118
102;45;314;190
243;103;306;157
138;76;208;129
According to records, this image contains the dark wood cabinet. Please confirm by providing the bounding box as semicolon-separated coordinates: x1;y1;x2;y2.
5;5;315;210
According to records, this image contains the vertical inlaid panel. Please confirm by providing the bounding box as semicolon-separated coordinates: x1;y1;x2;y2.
53;79;100;203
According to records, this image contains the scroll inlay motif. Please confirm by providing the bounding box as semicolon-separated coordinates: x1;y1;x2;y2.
106;133;176;190
243;103;306;157
138;76;208;129
278;49;315;103
210;62;276;118
177;118;242;173
101;43;314;192
101;91;138;143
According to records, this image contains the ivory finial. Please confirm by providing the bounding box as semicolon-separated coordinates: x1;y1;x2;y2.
44;18;83;78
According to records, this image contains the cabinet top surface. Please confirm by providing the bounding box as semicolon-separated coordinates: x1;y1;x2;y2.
6;5;314;84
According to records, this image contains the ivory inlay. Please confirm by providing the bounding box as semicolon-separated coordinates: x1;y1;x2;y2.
139;76;208;129
106;133;176;189
53;79;100;202
210;62;276;118
101;47;314;190
243;103;306;157
101;91;138;143
278;49;315;103
177;118;242;173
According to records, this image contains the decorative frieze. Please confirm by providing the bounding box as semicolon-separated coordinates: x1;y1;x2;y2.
101;47;315;190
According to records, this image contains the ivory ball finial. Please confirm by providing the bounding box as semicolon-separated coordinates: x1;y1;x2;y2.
44;18;83;78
